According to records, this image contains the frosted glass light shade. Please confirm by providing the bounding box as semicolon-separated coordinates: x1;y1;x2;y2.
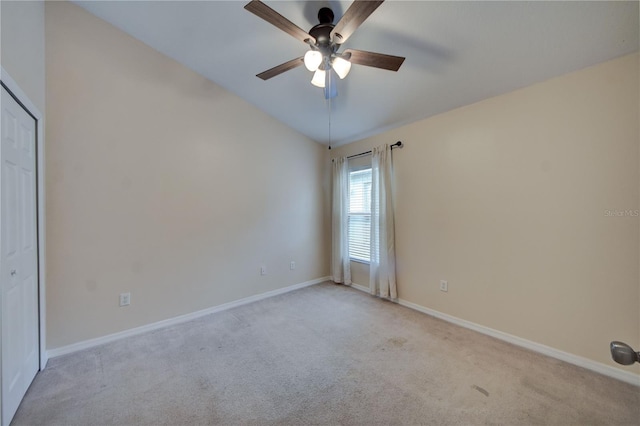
304;50;323;72
332;57;352;79
311;69;326;88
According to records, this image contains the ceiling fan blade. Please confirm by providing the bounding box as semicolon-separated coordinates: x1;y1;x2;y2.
330;0;384;44
244;0;315;44
343;49;405;71
256;57;304;80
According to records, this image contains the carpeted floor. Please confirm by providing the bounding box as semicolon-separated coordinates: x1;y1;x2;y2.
12;282;640;425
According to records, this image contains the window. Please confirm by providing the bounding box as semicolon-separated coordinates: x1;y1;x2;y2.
348;168;372;262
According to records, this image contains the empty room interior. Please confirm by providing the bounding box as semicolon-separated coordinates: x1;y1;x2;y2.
1;0;639;425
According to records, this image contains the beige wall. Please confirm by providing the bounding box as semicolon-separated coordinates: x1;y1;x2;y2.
1;0;45;113
45;1;327;349
331;53;639;373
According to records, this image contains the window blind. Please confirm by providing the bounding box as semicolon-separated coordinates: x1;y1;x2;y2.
348;169;372;262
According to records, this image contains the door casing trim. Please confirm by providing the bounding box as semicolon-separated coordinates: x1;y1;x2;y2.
0;68;47;384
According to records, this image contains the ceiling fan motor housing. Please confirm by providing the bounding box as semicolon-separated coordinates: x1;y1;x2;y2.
309;7;337;55
309;24;334;46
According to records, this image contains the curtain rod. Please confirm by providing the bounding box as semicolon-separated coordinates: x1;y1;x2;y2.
331;141;403;162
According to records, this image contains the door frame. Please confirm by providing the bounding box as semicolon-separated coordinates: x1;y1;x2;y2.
0;68;47;388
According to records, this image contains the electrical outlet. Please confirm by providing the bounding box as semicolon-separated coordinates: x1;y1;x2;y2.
119;292;131;307
260;265;267;275
440;280;448;292
290;261;296;270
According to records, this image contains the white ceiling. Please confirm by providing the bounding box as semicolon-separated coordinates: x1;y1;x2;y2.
74;1;639;146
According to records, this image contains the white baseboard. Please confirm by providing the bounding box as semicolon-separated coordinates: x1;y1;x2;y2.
349;283;640;387
350;282;370;293
41;352;49;370
48;276;330;358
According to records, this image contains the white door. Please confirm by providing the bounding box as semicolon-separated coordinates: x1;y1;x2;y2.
1;85;39;426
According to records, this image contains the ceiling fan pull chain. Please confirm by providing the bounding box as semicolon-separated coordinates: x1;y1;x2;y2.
327;92;332;146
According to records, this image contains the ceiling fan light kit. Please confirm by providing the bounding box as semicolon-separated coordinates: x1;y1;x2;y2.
304;50;323;72
332;56;352;79
244;0;405;98
311;69;327;88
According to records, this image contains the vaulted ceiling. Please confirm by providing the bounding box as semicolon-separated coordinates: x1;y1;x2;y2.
74;1;639;146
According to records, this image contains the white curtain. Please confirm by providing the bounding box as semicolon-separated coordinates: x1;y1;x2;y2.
369;144;397;298
331;157;351;284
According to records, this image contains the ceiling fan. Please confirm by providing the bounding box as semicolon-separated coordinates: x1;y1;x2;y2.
244;0;405;99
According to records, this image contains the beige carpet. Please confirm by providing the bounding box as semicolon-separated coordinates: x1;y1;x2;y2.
12;282;640;425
